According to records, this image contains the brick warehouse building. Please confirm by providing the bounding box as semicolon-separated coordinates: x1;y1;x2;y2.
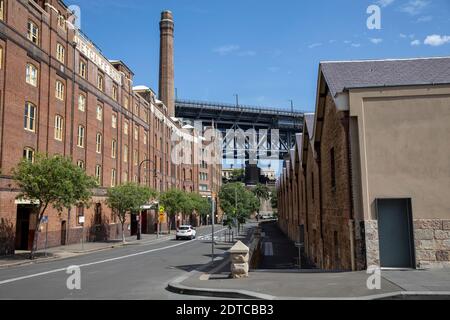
0;0;221;255
278;57;450;271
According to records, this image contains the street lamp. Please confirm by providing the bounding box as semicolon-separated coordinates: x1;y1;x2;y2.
137;159;159;241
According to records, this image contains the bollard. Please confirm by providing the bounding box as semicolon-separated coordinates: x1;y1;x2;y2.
229;241;250;279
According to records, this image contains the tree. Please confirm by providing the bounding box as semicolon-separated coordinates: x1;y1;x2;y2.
270;190;278;210
106;183;157;243
188;193;211;225
159;189;186;233
219;183;259;231
13;154;97;259
252;183;271;219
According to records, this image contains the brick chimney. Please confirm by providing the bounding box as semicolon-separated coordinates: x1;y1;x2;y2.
159;10;175;117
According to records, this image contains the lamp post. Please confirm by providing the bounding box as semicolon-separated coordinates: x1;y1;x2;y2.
137;159;158;241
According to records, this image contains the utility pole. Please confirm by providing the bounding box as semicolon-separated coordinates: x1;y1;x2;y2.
234;94;239;108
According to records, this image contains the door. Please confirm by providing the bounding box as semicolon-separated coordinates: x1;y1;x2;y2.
61;221;67;246
377;199;415;269
130;214;137;236
15;205;32;250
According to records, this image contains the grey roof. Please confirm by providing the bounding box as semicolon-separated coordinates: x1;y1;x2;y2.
320;57;450;97
304;114;315;140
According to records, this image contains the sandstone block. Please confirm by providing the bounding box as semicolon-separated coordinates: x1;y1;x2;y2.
415;229;434;240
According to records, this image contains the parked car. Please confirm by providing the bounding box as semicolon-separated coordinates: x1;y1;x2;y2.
176;225;197;240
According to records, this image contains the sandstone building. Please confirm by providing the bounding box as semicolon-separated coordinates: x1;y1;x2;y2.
278;57;450;270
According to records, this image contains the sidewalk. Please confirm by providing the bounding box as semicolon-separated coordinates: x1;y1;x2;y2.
169;221;450;300
0;224;218;269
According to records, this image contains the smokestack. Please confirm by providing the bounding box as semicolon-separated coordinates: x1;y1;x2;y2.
159;10;175;117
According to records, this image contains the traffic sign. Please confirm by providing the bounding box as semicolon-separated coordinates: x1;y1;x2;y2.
41;216;49;224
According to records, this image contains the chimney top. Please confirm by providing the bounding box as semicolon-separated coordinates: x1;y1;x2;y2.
161;10;173;20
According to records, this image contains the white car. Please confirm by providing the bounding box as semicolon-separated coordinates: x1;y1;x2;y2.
176;225;197;240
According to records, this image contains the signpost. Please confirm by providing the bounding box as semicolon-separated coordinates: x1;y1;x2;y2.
79;216;85;251
41;216;49;257
158;206;165;238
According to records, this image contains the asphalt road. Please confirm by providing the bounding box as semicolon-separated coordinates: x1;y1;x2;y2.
0;226;228;300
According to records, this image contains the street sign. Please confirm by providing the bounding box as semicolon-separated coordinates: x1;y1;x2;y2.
78;216;85;225
41;216;49;224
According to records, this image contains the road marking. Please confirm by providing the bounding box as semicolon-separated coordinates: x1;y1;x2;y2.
264;242;274;256
0;228;227;286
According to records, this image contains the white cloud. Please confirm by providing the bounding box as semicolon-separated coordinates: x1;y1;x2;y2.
411;40;421;46
308;43;322;49
424;34;450;46
417;15;433;22
238;50;256;57
400;0;430;16
344;40;352;44
213;45;240;56
377;0;395;7
370;38;383;44
351;43;361;48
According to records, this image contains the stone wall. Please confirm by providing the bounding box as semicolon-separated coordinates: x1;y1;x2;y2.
414;219;450;269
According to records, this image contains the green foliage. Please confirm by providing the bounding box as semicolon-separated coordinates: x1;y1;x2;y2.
253;183;271;201
13;154;97;215
188;193;211;217
219;183;259;225
223;169;245;184
106;183;157;242
13;154;98;257
107;183;157;224
159;189;186;219
270;191;278;209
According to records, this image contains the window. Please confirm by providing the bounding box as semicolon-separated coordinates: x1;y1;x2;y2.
200;185;208;192
77;160;85;169
143;132;147;145
54;115;64;141
0;0;4;21
96;105;103;121
23;147;35;163
123;145;128;163
95;165;102;182
134;104;139;115
57;15;66;29
123;171;128;183
330;148;336;190
134;150;138;166
111;139;117;159
134;127;138;141
97;74;104;91
112;113;117;129
112;86;118;101
26;64;38;87
133;175;138;183
55;81;64;101
78;94;86;112
124;96;129;110
77;125;85;148
27;21;39;45
0;47;3;69
94;203;102;225
56;43;65;63
96;133;102;154
79;60;87;79
24;102;36;132
124;121;129;135
111;169;117;187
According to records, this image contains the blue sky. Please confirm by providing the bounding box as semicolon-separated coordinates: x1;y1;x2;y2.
69;0;450;112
